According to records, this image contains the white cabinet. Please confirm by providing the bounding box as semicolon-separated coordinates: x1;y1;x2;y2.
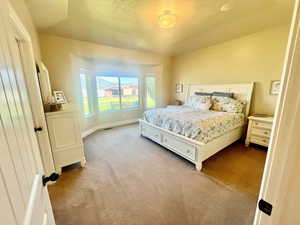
245;116;274;148
46;110;86;173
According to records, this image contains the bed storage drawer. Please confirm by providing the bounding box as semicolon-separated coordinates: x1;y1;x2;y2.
162;134;196;161
141;124;161;143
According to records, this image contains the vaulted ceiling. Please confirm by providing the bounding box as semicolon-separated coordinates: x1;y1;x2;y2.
26;0;294;55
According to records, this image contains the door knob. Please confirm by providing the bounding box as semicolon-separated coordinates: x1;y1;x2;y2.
42;173;59;186
34;127;43;132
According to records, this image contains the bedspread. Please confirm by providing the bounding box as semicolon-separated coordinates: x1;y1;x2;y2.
143;106;244;143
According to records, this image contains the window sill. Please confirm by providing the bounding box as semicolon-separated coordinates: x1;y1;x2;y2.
84;113;96;119
83;107;144;118
98;107;142;114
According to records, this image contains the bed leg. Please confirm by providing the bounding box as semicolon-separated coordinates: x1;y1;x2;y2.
195;162;202;171
245;141;250;147
80;158;86;168
56;167;62;175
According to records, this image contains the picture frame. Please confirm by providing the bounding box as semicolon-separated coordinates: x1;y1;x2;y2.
176;84;183;93
53;91;67;104
270;80;281;95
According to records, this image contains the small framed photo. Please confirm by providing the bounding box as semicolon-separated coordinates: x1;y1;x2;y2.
270;80;281;95
176;84;183;93
53;91;67;104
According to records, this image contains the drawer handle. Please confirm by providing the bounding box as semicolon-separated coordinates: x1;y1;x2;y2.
187;150;191;153
263;139;267;142
264;131;269;135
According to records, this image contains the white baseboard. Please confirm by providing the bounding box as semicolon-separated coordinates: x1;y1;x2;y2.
81;118;139;138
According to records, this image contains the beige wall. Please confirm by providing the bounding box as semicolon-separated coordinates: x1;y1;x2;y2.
9;0;41;60
40;25;290;132
39;34;172;132
171;25;290;115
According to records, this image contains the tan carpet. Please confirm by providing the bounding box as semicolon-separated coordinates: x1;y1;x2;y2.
49;124;266;225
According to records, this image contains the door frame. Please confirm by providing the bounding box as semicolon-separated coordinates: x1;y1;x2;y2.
1;1;56;224
254;0;300;224
7;4;55;176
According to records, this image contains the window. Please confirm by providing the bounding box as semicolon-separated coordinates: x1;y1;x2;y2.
120;77;139;109
96;75;140;112
79;66;156;116
96;76;121;112
145;76;156;108
80;73;91;116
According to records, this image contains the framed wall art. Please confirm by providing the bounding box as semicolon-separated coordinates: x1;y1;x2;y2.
53;91;67;104
176;83;183;93
270;80;281;95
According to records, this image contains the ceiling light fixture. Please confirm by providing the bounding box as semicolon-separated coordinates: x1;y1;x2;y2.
158;10;176;29
220;2;233;12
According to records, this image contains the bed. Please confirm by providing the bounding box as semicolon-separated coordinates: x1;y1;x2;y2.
139;83;254;171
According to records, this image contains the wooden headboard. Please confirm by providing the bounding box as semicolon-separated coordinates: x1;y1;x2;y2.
186;83;255;117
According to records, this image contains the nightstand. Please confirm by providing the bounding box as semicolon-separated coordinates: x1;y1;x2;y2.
245;116;274;148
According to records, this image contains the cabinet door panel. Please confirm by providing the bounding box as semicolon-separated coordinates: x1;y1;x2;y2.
47;112;82;151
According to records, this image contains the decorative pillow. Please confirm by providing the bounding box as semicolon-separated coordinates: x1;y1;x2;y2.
186;95;212;110
212;92;234;98
212;96;243;113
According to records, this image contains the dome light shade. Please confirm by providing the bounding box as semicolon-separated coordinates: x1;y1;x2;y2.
158;10;176;29
220;2;233;12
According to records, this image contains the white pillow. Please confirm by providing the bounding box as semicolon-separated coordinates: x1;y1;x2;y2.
196;100;212;111
186;96;212;110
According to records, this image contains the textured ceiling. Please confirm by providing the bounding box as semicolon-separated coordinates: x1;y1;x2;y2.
26;0;69;27
27;0;294;55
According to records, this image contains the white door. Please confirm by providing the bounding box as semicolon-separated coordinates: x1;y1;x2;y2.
0;1;56;225
253;1;300;224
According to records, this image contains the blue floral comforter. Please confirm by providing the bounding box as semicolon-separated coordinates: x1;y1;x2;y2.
144;106;244;143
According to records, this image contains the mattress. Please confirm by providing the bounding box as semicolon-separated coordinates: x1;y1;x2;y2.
143;106;244;143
